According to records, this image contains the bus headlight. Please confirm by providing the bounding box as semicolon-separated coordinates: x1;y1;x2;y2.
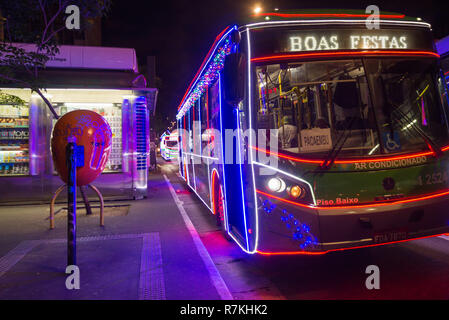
255;164;315;206
267;177;286;193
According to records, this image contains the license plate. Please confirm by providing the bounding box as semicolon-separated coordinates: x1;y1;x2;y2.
373;229;408;244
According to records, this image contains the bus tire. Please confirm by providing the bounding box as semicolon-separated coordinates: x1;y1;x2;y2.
212;177;231;241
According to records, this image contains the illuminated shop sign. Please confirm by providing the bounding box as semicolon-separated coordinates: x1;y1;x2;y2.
252;28;435;56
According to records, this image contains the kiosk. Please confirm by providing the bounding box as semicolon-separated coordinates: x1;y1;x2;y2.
0;45;158;203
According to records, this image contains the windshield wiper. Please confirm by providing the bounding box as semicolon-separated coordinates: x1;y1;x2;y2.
319;116;357;171
379;76;443;157
390;107;443;157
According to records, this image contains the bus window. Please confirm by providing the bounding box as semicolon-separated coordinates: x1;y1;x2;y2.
208;80;220;157
209;80;220;129
200;92;210;152
364;58;449;154
194;100;201;155
181;116;187;153
187;108;194;153
166;140;177;148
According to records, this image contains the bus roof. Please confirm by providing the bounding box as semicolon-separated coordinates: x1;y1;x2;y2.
247;9;420;23
243;9;431;30
177;10;431;119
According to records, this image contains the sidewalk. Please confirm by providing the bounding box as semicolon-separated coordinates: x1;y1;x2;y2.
0;168;229;300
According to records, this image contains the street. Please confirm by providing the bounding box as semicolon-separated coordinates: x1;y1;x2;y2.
161;160;449;300
0;158;449;300
2;1;449;307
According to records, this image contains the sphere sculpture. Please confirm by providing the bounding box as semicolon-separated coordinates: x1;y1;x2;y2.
51;110;112;186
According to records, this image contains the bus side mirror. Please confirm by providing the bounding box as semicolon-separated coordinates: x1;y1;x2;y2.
223;52;245;106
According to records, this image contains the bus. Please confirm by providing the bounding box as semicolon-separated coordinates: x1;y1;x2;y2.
160;130;178;161
176;10;449;255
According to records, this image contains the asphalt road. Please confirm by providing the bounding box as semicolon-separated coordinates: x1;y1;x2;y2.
160;159;449;300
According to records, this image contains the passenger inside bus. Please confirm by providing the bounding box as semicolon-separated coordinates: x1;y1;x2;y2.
278;115;298;148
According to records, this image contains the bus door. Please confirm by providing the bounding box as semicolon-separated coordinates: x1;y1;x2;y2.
185;108;195;189
220;90;251;250
194;95;212;205
178;119;184;177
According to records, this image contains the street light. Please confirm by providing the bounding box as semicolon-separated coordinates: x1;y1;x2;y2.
254;6;262;14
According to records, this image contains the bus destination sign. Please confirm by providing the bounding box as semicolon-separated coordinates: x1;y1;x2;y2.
251;27;435;56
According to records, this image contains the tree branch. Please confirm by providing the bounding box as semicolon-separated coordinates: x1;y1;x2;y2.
40;1;64;48
33;88;59;119
38;0;48;26
0;74;59;119
0;73;29;86
41;25;66;46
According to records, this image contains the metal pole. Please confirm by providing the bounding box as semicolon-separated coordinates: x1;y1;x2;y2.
88;184;105;227
80;185;92;215
67;143;77;266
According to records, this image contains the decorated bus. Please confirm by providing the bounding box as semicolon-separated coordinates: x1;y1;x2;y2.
177;10;449;255
160;130;178;161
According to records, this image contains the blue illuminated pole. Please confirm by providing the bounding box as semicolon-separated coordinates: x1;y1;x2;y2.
66;142;77;266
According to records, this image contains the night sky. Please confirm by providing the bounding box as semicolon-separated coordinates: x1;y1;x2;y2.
102;0;449;132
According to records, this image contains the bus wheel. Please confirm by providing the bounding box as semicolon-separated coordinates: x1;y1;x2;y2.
216;185;225;226
213;180;230;240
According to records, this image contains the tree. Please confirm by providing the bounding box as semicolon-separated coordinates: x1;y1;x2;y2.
0;0;111;119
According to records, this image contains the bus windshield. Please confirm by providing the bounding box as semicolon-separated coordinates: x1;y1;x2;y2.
166;140;178;148
255;58;449;158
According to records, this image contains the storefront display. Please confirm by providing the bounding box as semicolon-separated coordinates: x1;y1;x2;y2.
0;88;155;203
0;104;29;176
103;106;122;172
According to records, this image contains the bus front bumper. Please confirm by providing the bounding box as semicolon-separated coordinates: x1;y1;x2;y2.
256;194;449;254
317;195;449;252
